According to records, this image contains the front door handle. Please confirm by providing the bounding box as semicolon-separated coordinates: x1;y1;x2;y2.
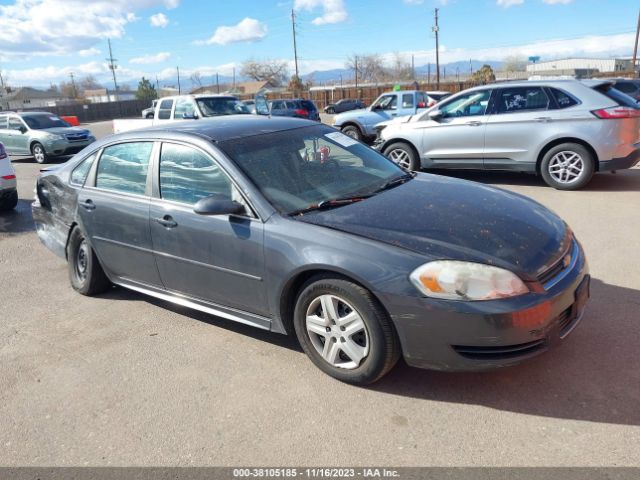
154;215;178;228
466;121;482;127
79;199;96;211
534;117;552;123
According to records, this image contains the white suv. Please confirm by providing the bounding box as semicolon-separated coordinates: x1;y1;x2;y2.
0;141;18;210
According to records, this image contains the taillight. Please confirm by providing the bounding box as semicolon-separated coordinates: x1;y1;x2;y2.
592;107;640;119
294;109;309;117
2;174;15;180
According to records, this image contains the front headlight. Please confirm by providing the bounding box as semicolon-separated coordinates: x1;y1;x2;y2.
409;261;529;301
46;133;65;141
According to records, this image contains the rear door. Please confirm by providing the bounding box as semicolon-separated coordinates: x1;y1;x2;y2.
398;92;416;117
149;141;268;315
78;141;163;287
156;98;175;120
483;86;554;170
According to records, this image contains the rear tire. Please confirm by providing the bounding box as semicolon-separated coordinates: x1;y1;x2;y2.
341;125;362;141
31;142;48;164
293;275;400;385
0;190;18;211
383;142;420;171
327;107;335;114
540;143;594;190
67;228;111;296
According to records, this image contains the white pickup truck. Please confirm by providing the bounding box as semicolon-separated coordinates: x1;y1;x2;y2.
113;94;265;134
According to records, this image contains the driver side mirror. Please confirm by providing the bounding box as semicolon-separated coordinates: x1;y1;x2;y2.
428;109;443;121
19;126;27;133
193;195;246;216
182;112;199;120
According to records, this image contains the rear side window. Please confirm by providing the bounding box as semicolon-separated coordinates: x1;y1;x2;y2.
402;94;414;108
0;115;7;129
594;84;640;108
614;82;637;94
548;88;579;109
158;99;174;120
495;87;549;113
159;143;232;205
300;100;316;111
70;153;97;186
96;142;153;195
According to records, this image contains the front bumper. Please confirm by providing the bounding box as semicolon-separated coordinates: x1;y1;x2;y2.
599;148;640;171
43;138;95;157
378;242;589;371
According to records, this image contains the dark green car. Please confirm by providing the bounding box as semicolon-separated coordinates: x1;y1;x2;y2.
0;112;96;163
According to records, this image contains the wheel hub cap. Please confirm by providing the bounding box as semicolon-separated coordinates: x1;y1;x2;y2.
388;149;411;170
305;294;369;370
76;241;89;281
548;151;584;184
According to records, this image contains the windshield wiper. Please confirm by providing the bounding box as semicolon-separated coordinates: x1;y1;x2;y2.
370;172;415;194
288;195;372;216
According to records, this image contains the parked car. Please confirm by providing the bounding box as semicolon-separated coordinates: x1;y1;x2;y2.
375;80;640;190
608;78;640;102
332;90;439;142
242;99;257;114
0;112;96;164
324;99;365;114
142;99;158;119
0;141;17;210
114;94;251;134
269;98;320;121
33;116;589;384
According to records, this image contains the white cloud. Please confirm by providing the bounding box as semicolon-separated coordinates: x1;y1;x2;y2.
542;0;573;4
294;0;348;25
197;17;268;46
78;47;101;57
0;0;179;59
150;12;168;27
403;0;424;4
496;0;524;7
130;52;171;64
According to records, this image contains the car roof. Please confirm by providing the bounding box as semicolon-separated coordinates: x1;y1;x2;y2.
14;111;55;116
117;115;320;143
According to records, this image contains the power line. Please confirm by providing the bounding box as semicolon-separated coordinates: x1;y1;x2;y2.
106;39;119;101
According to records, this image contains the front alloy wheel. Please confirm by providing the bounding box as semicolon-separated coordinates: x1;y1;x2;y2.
31;143;47;164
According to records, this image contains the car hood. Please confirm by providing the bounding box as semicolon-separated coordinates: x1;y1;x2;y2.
40;126;91;136
295;174;569;279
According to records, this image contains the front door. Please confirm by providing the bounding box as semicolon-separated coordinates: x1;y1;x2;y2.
415;89;492;169
149;142;268;316
77;141;163;287
7;116;30;154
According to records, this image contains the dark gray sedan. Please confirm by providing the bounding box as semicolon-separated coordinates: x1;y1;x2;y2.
33;116;590;384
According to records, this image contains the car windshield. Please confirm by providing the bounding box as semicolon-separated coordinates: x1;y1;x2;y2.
218;124;409;215
22;114;70;129
196;97;250;116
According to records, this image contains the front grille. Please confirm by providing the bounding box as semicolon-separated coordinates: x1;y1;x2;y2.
557;306;573;333
452;339;547;360
65;133;88;142
537;240;577;287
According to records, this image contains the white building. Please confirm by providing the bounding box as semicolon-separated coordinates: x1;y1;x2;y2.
84;88;136;103
526;58;634;76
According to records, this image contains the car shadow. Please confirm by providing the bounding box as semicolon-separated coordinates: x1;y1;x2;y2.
0;199;35;235
371;278;640;426
10;155;69;165
429;168;640;192
99;277;639;426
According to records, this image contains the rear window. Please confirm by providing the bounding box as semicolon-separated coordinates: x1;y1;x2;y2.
594;84;640;108
300;100;317;111
613;82;638;94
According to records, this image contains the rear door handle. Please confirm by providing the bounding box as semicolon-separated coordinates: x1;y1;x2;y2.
154;215;178;228
534;117;552;123
466;121;482;127
79;199;96;211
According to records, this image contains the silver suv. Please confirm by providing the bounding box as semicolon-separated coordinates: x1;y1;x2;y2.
375;80;640;190
0;112;96;164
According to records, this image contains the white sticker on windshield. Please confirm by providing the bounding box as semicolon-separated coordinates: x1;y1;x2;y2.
325;131;359;148
49;116;58;121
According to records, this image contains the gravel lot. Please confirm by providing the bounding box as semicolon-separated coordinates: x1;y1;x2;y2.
1;120;639;466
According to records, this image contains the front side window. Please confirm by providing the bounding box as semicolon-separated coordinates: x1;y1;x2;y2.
9;117;25;131
495;87;549;114
70;153;97;186
371;95;397;111
159;143;233;205
96;142;153;195
195;97;249;116
218;124;406;215
158;99;174;120
437;90;491;118
174;98;197;118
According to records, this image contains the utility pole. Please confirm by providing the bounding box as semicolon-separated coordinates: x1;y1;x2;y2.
176;66;181;94
432;8;440;88
633;8;640;77
232;67;236;90
155;75;160;90
106;39;119;101
69;72;77;98
216;73;220;93
427;63;431;84
354;55;358;91
291;9;300;82
412;54;415;80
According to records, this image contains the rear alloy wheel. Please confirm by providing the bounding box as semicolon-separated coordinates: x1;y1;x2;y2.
293;276;400;385
31;142;48;164
67;228;111;296
341;125;362;141
383;142;420;171
540;143;594;190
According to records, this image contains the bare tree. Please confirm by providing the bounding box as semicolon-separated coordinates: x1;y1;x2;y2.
503;55;527;73
190;71;203;88
345;54;386;84
388;52;413;82
240;59;289;86
78;75;102;92
58;81;77;98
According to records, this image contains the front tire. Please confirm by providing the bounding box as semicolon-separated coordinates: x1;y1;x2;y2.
341;125;362;141
31;142;48;164
293;276;400;385
540;143;594;190
383;142;420;171
67;228;111;296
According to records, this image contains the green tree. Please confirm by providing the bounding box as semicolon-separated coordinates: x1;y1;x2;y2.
136;77;157;103
471;64;496;84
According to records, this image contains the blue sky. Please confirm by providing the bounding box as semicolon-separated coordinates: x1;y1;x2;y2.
0;0;638;88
